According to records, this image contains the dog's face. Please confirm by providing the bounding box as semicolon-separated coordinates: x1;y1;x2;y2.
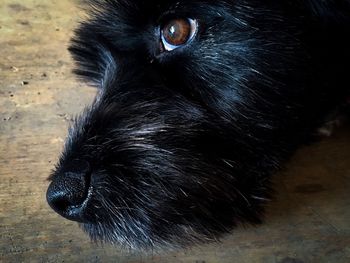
46;0;348;249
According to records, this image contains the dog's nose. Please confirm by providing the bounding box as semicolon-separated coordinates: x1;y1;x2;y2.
46;160;91;222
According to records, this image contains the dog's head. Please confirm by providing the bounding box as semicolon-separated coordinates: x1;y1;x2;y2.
47;0;348;249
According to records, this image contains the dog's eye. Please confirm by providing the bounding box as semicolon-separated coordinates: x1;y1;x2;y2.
161;18;197;52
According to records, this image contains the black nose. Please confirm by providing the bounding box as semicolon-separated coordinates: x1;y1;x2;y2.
46;160;91;222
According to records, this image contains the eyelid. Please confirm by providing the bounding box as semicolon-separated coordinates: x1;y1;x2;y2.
161;18;198;52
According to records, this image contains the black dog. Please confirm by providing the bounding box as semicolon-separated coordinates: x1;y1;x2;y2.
47;0;350;250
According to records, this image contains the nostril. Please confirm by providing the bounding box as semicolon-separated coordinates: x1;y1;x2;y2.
47;160;91;222
50;195;71;213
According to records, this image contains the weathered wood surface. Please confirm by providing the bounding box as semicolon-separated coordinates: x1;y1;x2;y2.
0;1;350;262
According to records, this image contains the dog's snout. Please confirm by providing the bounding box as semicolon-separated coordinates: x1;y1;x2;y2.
46;160;91;222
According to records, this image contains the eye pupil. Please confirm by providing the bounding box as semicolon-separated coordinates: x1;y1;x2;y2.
161;18;197;52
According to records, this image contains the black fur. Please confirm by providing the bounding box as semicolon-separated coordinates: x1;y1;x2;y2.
47;0;350;250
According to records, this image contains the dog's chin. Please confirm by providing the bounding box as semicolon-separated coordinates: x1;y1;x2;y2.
78;213;147;249
79;214;170;250
72;186;156;249
79;216;209;251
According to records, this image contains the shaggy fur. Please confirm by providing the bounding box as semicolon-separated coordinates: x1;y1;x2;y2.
47;0;350;250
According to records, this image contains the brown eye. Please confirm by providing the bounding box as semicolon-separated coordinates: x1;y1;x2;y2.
161;18;198;51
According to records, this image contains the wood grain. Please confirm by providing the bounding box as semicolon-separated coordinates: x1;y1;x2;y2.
0;1;349;262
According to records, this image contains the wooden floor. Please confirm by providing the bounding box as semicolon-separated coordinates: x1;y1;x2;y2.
1;1;350;262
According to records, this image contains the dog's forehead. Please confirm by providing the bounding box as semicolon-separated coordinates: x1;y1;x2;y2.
89;0;225;16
